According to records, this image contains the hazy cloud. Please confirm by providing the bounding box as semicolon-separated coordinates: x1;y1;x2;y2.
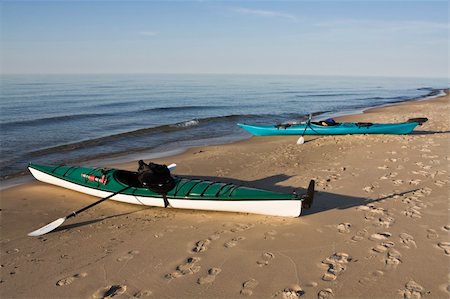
233;7;298;21
315;19;449;33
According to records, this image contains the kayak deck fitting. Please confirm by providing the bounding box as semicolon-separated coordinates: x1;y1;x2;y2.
28;163;315;217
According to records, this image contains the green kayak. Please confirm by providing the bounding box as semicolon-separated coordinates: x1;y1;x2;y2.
28;163;314;217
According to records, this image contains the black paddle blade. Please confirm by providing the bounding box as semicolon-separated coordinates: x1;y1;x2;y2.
301;180;315;210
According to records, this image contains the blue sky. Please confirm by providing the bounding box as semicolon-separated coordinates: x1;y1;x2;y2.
1;1;448;77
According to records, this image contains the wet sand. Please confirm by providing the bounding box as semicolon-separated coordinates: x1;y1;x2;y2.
1;92;449;298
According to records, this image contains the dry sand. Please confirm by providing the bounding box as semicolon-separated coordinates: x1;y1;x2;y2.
1;92;449;299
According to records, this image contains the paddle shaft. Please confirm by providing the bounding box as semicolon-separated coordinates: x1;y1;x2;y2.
66;186;131;220
301;114;312;137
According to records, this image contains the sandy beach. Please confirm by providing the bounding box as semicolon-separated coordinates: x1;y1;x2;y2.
1;92;449;298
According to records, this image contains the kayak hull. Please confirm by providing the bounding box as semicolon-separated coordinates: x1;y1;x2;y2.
28;164;313;217
237;121;422;136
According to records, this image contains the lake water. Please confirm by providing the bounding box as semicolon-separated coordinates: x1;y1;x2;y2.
0;74;447;181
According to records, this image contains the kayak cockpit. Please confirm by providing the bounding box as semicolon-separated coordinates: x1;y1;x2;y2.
114;170;142;188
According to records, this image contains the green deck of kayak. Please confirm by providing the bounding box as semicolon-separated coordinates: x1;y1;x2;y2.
29;164;297;201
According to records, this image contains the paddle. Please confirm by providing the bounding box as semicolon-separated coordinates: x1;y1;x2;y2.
297;114;312;145
28;163;176;237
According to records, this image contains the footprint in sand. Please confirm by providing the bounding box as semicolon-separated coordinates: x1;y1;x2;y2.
358;205;387;220
165;257;201;279
197;267;221;285
385;158;398;163
437;242;450;255
256;252;275;267
264;230;277;240
408;179;421;186
224;236;246;248
240;278;259;296
274;286;304;298
372;241;395;254
383;172;399;180
117;250;139;262
337;223;351;233
392;179;404;186
364;213;375;221
351;229;368;242
399;280;427;299
384;249;402;270
318;288;334;299
92;285;127;298
439;273;450;296
401;196;417;205
227;223;255;233
5;248;19;254
402;206;422;219
358;270;385;285
56;272;88;286
399;233;417;249
426;229;439;239
443;225;450;232
133;290;152;297
434;180;448;187
321;252;352;281
193;239;211;253
369;232;392;241
363;185;375;193
377;215;395;228
411;170;429;177
208;232;223;240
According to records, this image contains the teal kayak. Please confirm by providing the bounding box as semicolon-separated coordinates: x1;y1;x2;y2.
238;118;428;136
28;163;315;217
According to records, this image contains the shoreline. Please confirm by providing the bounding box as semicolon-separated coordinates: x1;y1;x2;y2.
1;88;447;190
1;89;449;298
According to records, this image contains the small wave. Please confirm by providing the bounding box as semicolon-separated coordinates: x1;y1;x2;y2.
141;105;226;113
51;93;110;98
295;93;361;98
26;113;261;158
1;113;110;128
91;100;149;109
422;88;446;98
356;96;409;102
172;119;200;127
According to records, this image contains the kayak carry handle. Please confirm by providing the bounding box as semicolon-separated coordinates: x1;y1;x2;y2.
407;117;428;125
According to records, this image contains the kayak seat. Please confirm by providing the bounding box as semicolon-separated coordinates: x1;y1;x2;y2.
356;122;373;128
312;119;339;126
115;170;142;188
275;123;292;129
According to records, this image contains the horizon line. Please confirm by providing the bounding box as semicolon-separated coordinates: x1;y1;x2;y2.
0;72;447;80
